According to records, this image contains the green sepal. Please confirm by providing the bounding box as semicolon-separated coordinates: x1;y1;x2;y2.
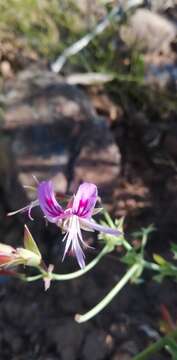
98;213;126;252
24;225;41;258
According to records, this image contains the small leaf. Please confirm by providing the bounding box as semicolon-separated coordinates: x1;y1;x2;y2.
115;217;125;233
103;210;115;228
122;250;138;266
24;225;41;257
153;254;167;266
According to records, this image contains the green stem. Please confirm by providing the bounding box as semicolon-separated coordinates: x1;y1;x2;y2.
143;260;160;271
122;238;132;251
24;274;43;282
132;328;177;360
75;263;139;323
52;245;108;280
24;245;109;282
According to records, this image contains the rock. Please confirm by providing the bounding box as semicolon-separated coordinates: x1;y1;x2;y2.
149;0;176;11
81;276;105;308
121;340;139;355
2;66;121;204
111;352;131;360
46;319;85;360
82;330;112;360
0;60;14;79
3;67;93;197
164;131;177;158
71;117;121;198
110;319;129;341
120;9;176;52
76;0;106;21
0;136;29;246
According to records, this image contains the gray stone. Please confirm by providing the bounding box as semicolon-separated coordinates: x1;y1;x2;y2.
82;330;112;360
120;9;176;52
2;67;121;204
71;117;121;198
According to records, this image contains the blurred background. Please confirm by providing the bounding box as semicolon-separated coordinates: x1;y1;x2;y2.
1;0;177;359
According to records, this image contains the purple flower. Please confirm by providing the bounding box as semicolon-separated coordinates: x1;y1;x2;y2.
37;181;121;268
8;179;121;268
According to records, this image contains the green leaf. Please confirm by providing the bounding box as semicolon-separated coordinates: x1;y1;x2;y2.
132;224;155;239
153;254;167;266
115;217;125;232
102;210;115;228
121;250;138;266
166;337;177;359
24;225;41;257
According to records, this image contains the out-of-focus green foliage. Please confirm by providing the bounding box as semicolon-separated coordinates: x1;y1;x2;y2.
0;0;176;124
0;0;86;57
0;0;142;76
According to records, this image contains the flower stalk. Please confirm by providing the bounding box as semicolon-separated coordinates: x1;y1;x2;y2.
24;244;109;282
75;263;140;323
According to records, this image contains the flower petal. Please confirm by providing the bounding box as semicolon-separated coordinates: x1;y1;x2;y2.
62;215;86;268
0;255;15;266
80;218;122;237
44;264;54;291
37;181;65;222
72;182;98;218
72;240;85;269
24;225;41;258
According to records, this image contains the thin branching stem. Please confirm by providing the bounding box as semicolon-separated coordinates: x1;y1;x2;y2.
75;263;139;323
24;245;109;282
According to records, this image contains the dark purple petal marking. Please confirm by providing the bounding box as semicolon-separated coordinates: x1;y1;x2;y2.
72;182;98;218
37;181;65;222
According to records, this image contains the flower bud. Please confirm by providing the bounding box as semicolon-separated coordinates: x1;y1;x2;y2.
0;244;18;267
16;248;41;267
0;226;42;269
